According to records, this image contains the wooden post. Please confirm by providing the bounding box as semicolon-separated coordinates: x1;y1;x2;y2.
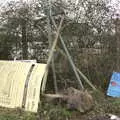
51;17;84;90
56;47;97;90
47;0;58;93
76;68;96;91
41;16;64;93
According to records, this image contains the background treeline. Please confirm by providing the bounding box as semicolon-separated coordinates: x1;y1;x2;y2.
0;0;119;90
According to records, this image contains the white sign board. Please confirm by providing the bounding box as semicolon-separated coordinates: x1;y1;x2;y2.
0;61;46;112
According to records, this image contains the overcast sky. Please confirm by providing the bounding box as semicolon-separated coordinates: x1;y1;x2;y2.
110;0;120;13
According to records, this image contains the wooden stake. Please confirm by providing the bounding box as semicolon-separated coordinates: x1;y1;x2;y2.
47;5;58;93
51;17;84;90
57;46;97;90
52;58;58;93
76;68;97;91
41;16;64;93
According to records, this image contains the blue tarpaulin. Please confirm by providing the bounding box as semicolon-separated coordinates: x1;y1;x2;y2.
107;72;120;97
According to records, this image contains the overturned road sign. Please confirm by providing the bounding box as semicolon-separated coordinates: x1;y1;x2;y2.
0;61;46;112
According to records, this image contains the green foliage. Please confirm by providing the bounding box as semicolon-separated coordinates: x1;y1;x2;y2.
0;0;118;90
39;103;72;120
0;115;19;120
0;108;37;120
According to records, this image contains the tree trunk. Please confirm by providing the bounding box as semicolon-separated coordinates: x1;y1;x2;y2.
21;20;28;59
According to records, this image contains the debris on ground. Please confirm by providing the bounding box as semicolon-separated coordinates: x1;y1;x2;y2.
64;87;94;112
88;114;120;120
44;87;94;113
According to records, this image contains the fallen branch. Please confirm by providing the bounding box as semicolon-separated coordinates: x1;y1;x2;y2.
43;93;67;99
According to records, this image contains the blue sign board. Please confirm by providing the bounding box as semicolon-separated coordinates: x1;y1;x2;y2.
107;72;120;97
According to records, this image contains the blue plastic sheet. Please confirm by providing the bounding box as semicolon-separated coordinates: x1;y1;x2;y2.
107;72;120;97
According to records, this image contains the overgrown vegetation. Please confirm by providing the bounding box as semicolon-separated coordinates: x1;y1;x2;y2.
0;108;37;120
0;0;120;119
0;93;119;120
0;0;119;89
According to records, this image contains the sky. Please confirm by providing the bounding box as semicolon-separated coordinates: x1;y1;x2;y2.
110;0;120;14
